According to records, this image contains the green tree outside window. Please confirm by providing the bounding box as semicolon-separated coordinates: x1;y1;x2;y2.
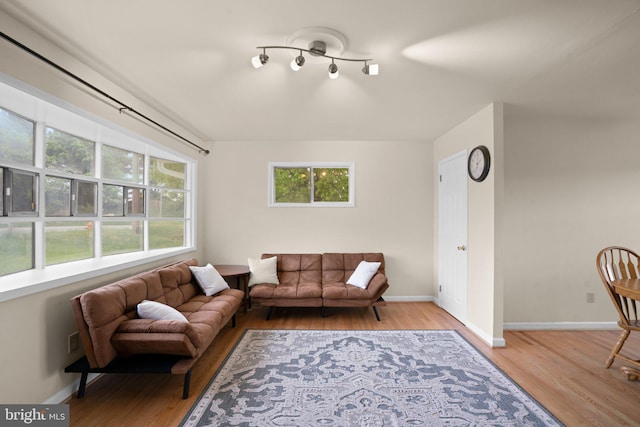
272;164;353;205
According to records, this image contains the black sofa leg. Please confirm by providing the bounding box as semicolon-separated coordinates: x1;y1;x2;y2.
373;306;381;321
182;369;191;399
321;306;326;318
266;306;273;321
77;371;88;398
231;314;236;328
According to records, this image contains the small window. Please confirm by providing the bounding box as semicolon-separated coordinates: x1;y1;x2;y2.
45;127;95;176
0;107;34;166
74;180;97;216
127;187;145;216
3;168;38;216
269;162;354;207
102;184;145;216
45;177;97;217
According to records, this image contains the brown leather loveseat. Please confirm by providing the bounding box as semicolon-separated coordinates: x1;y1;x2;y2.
67;258;244;399
249;253;389;321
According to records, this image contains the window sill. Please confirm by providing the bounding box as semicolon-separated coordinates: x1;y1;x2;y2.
0;247;195;303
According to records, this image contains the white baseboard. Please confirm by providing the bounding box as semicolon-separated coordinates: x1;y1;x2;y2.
503;321;618;330
382;296;435;302
44;373;102;404
465;321;506;348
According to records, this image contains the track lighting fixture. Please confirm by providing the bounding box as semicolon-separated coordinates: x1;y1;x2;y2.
252;41;378;79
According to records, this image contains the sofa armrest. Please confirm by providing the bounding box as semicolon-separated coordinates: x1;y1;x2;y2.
366;272;389;297
115;319;202;348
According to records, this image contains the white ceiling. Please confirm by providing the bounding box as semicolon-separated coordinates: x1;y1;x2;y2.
1;0;639;144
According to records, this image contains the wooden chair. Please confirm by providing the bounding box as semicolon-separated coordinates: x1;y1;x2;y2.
596;246;640;379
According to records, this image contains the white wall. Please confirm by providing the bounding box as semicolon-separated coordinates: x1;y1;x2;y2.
433;104;504;346
0;10;205;403
204;140;434;299
503;107;640;325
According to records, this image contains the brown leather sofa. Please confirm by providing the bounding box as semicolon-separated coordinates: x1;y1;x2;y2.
67;258;244;399
250;253;389;321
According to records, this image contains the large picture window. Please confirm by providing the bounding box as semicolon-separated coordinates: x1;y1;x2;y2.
269;162;354;207
0;79;196;295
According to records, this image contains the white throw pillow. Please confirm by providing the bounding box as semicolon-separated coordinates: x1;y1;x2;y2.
189;263;230;296
247;256;279;287
347;261;382;289
137;300;188;322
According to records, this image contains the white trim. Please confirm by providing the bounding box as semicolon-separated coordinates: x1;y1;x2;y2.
44;373;102;404
504;321;618;330
466;320;506;348
382;295;435;302
0;246;195;303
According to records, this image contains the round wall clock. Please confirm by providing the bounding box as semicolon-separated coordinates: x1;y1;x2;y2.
468;145;491;182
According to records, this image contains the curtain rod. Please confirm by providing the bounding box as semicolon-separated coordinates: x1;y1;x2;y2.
0;31;210;155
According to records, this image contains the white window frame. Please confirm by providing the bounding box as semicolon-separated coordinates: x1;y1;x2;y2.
268;161;355;207
0;76;197;302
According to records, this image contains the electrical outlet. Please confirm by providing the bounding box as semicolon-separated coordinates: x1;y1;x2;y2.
68;331;79;354
586;292;595;304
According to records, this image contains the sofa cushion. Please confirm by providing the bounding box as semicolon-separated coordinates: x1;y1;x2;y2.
322;282;375;300
250;282;322;299
189;263;230;296
322;253;385;284
347;261;382;289
262;253;323;285
159;261;197;307
112;288;244;359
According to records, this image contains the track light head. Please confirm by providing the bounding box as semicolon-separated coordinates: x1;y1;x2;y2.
362;63;379;76
328;61;339;79
290;52;305;71
251;51;269;69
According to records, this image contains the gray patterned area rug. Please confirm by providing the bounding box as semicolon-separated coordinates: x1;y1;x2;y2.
181;330;562;427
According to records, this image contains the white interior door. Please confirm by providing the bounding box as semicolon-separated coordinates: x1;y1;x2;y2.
438;151;468;323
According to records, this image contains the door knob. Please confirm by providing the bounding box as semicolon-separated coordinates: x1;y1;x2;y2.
457;245;466;251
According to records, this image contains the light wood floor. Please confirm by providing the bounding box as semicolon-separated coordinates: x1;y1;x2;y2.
65;302;640;426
